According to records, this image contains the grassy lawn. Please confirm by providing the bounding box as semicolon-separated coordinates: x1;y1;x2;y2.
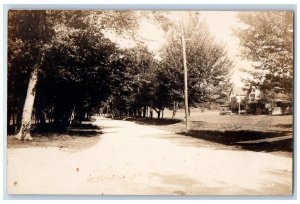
126;108;293;156
130;108;292;133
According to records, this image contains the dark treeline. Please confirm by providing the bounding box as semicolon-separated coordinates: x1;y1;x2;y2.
8;11;232;135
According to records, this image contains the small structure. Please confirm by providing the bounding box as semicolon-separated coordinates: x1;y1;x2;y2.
272;107;283;115
272;99;292;115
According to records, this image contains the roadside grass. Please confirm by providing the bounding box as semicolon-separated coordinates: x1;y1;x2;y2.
128;108;293;155
7;121;101;150
126;108;292;133
7;108;293;155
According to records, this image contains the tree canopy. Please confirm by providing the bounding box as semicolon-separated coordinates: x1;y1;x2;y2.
158;13;232;109
8;10;234;136
237;11;293;101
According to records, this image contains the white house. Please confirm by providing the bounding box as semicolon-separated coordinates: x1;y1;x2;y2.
248;86;261;101
229;86;260;102
229;87;247;102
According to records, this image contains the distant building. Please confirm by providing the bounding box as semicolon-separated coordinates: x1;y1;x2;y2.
247;86;261;101
229;86;260;102
225;86;291;115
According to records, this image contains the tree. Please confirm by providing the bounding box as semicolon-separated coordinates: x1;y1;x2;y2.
8;10;138;140
157;13;232;117
8;10;54;140
237;11;293;101
105;45;158;118
38;27;118;123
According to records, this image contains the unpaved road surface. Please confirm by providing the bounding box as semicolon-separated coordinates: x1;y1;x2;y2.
7;117;292;195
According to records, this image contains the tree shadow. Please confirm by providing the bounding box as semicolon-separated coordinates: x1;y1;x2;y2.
274;124;293;129
7;122;102;150
30;123;101;137
123;117;182;126
178;130;293;153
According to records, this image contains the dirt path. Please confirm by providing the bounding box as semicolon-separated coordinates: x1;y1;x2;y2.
7;117;292;195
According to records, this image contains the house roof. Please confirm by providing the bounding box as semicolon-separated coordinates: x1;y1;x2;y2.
230;87;248;96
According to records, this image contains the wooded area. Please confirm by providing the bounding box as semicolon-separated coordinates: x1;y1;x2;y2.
8;11;233;140
7;10;293;140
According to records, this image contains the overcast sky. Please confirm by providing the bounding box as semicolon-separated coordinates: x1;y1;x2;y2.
202;11;252;87
105;11;252;87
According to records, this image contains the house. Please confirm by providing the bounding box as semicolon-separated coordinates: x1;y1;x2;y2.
226;86;261;114
229;87;247;102
229;86;260;102
219;86;262;115
247;86;261;101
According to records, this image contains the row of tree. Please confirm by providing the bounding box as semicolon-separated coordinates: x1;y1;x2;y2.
9;11;293;140
8;10;138;139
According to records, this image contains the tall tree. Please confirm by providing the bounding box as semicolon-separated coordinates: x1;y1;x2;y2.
236;11;293;101
158;13;232;113
8;10;137;140
8;10;54;140
106;45;157;117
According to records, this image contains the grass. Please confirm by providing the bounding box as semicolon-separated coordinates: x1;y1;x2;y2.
7;108;293;156
127;108;293;156
7;121;102;151
126;108;292;133
7;134;101;151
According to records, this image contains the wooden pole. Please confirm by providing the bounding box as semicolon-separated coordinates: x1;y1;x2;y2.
181;34;190;130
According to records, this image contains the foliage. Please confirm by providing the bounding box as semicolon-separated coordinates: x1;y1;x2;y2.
106;45;158;117
237;11;293;101
8;10;138;129
158;13;232;109
8;10;235;132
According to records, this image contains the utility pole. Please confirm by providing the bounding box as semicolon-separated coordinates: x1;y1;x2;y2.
181;34;190;130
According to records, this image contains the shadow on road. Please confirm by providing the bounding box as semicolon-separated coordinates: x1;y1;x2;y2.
178;130;293;153
123;117;182;126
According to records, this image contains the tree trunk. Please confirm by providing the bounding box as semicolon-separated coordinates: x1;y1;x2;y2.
142;105;146;118
8;107;12;126
172;101;178;119
15;52;44;140
17;108;22;127
39;111;46;125
12;108;16;126
146;106;148;118
150;108;153;119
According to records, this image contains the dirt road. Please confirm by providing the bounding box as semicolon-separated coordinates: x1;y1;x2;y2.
7;117;292;195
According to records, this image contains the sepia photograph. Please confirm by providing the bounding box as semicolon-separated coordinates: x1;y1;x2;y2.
6;9;294;196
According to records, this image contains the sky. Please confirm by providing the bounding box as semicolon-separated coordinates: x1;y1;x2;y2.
105;11;253;87
201;11;252;87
